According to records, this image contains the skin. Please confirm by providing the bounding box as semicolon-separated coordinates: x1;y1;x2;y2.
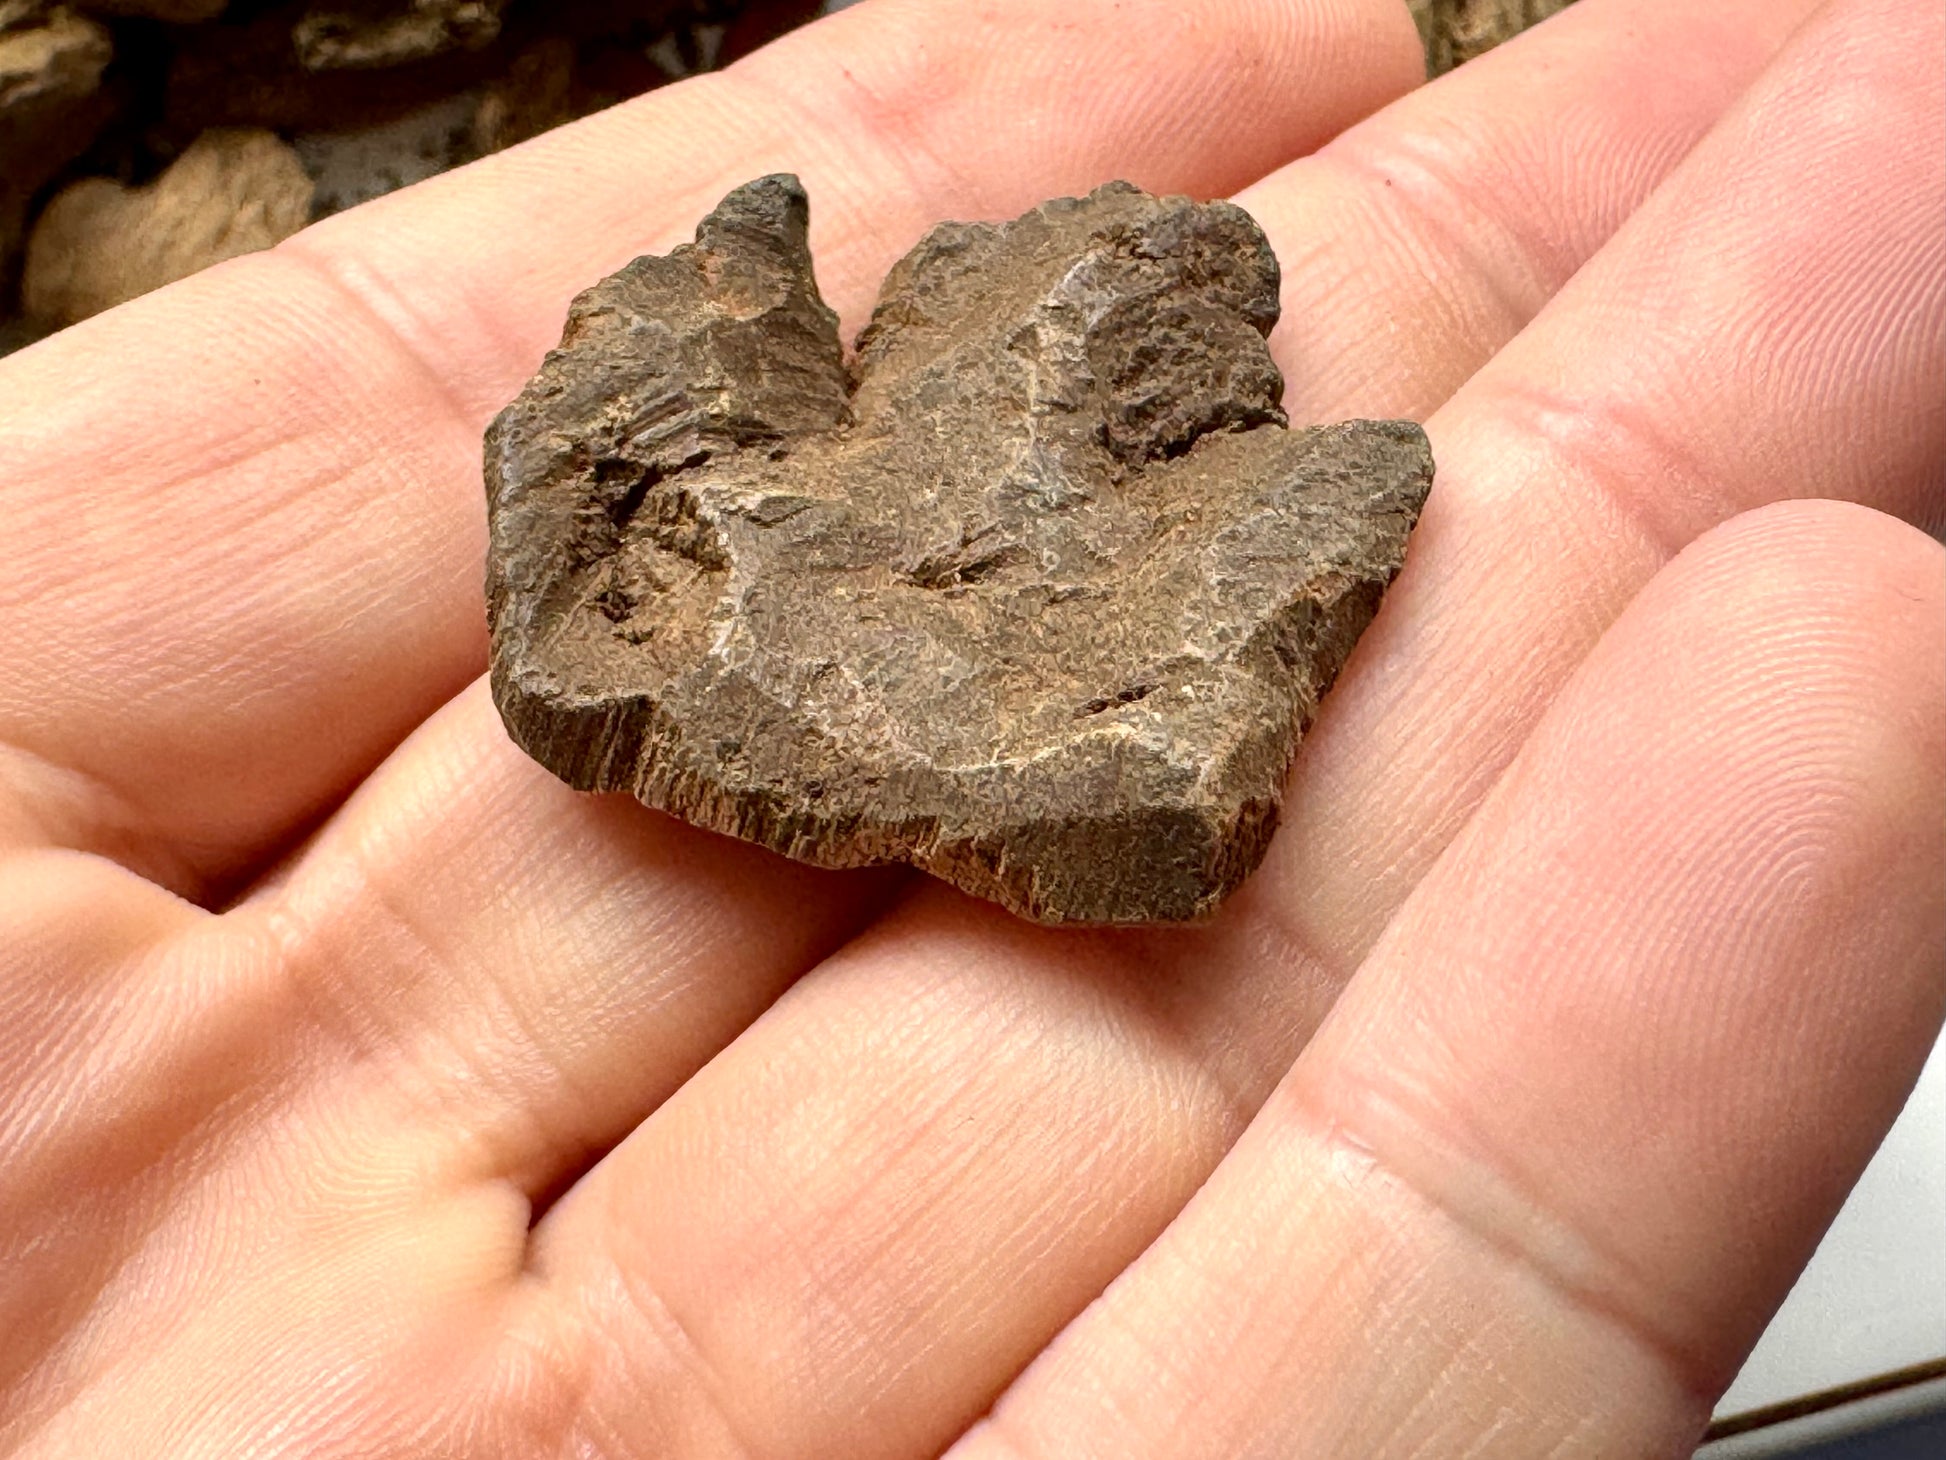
0;0;1940;1454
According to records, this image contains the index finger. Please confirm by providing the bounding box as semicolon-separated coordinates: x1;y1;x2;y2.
0;0;1422;897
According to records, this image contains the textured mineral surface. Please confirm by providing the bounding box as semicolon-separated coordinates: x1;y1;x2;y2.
486;176;1432;924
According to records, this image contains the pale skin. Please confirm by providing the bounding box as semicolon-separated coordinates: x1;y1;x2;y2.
1;0;1941;1454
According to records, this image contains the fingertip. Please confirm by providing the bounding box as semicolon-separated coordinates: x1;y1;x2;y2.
1652;497;1946;777
1247;491;1946;1429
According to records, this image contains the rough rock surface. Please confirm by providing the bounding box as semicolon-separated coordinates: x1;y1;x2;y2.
486;177;1433;924
23;126;311;325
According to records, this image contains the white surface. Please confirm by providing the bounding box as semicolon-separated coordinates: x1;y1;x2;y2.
1715;1030;1946;1420
1701;1376;1946;1457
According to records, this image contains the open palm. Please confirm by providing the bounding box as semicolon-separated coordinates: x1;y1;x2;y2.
2;1;1940;1455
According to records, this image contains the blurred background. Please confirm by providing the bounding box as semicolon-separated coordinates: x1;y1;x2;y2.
0;0;825;353
0;0;1563;355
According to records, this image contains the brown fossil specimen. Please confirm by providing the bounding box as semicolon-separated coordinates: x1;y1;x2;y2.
486;177;1432;923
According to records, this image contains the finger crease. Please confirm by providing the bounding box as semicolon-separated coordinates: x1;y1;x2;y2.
591;1249;772;1460
0;737;199;892
273;234;480;445
1478;372;1732;565
1277;1069;1724;1412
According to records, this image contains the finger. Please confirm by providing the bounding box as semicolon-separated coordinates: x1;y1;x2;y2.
495;12;1842;1458
0;0;1421;898
1260;0;1823;423
1251;0;1945;974
243;683;899;1204
952;501;1946;1460
0;851;212;1401
0;708;899;1451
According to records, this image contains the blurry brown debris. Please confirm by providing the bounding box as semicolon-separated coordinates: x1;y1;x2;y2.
293;0;514;72
23;127;313;325
0;1;823;349
1407;0;1576;76
0;4;113;289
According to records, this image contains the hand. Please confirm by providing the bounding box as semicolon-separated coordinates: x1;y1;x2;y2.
1;0;1939;1454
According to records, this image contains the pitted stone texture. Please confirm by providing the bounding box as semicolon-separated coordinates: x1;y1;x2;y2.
486;176;1432;924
